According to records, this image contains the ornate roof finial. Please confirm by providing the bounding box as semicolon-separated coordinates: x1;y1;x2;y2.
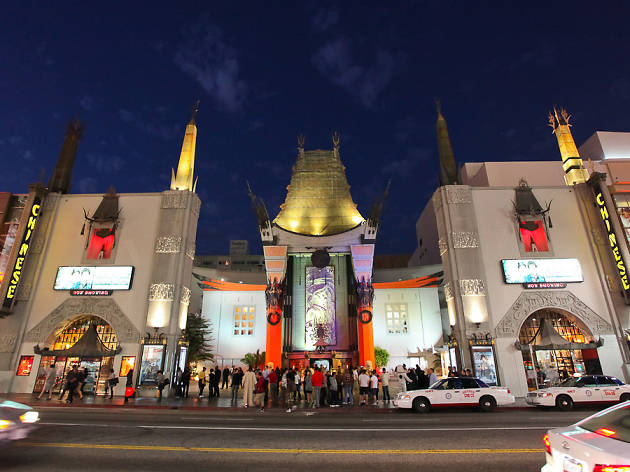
332;132;340;158
435;97;442;115
297;134;305;158
548;106;589;185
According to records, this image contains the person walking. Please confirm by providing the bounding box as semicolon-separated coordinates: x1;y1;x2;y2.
222;367;230;389
242;366;256;407
294;368;301;401
156;370;168;401
381;368;391;403
124;368;134;404
285;368;296;412
369;370;379;405
231;367;243;403
254;371;266;412
342;368;354;405
212;367;221;397
329;372;339;407
107;368;117;399
311;367;323;408
358;369;370;406
182;367;191;398
427;368;438;387
198;367;207;397
75;367;87;400
65;364;80;404
269;367;279;406
303;369;313;406
38;363;57;400
398;368;412;393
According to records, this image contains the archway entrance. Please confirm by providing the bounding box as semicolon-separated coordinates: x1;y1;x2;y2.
518;309;602;390
33;315;119;396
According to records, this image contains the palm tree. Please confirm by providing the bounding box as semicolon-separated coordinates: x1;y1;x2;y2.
241;349;266;369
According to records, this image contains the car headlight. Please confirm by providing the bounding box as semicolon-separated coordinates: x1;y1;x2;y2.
399;394;410;400
0;420;12;429
19;411;39;424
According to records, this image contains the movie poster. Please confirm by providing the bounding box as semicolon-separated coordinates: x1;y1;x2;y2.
472;346;497;386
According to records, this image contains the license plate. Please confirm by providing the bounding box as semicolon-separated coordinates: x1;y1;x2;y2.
563;455;585;472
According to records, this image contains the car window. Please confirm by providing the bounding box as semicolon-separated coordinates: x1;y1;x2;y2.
599;376;623;386
476;379;489;388
448;378;463;390
576;376;598;388
432;380;448;390
461;378;478;389
580;403;630;443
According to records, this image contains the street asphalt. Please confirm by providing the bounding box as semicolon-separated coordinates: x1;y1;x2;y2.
0;405;606;471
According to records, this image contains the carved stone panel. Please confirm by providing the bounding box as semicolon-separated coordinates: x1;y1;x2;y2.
16;283;32;301
148;283;175;302
0;335;17;353
445;186;472;204
155;236;182;254
495;290;614;338
161;191;188;209
24;298;141;344
438;238;448;256
444;281;454;301
185;243;196;261
192;197;201;216
452;231;479;249
459;279;487;296
180;286;191;305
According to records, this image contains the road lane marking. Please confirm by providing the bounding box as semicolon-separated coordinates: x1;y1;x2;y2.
39;422;560;432
21;442;544;454
181;417;253;421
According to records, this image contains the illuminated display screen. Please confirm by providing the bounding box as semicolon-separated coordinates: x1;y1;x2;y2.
501;258;583;284
305;266;336;348
16;355;34;376
54;266;134;290
119;356;136;377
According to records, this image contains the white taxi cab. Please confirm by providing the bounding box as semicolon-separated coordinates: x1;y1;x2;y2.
526;375;630;411
393;377;515;413
542;401;630;472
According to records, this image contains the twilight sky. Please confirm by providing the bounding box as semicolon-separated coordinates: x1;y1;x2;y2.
2;2;629;255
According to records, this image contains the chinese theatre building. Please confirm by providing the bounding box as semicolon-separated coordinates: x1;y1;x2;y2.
197;135;444;372
0;108;201;395
414;105;630;397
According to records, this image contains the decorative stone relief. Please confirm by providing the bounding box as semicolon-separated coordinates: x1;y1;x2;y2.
149;283;175;302
16;283;32;301
459;279;486;296
591;228;605;246
180;286;191;305
438;238;448;256
24;298;141;344
30;237;45;254
452;231;479;249
0;335;17;353
495;290;614;338
185;243;196;261
161;191;188;209
444;281;454;301
445;186;472;204
606;275;620;293
155;236;182;254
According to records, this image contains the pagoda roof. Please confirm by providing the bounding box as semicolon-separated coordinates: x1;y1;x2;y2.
274;148;364;236
34;322;122;358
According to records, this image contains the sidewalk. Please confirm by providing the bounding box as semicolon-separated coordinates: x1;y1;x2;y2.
3;391;532;411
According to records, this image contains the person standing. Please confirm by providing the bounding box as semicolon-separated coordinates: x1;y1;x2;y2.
262;365;270;403
358;369;370;406
38;364;57;400
156;370;167;401
76;367;87;399
369;370;379;405
212;368;221;397
254;371;266;412
285;368;296;412
208;369;216;398
329;372;339;407
294;368;301;401
342;368;354;405
182;367;191;398
268;367;279;406
381;368;390;403
198;367;207;397
65;365;80;404
231;367;243;403
311;367;324;408
124;368;134;404
222;367;230;389
175;367;183;397
242;367;256;407
303;369;313;407
107;368;117;399
427;368;438;387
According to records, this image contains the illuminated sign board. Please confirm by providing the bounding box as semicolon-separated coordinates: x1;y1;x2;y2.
595;190;630;297
3;197;41;309
54;266;134;291
501;258;583;284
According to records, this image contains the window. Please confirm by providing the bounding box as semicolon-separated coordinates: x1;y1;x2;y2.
386;304;408;334
233;306;255;336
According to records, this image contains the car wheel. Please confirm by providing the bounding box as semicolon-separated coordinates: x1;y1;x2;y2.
412;397;431;413
620;393;630;403
479;395;497;412
556;395;573;411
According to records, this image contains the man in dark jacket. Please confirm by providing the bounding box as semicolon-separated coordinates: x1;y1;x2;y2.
65;365;80;404
182;367;191;398
208;369;216;398
222;367;230;389
213;368;221;397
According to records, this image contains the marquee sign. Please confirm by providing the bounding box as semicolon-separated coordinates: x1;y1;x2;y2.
594;189;630;298
2;197;41;310
54;266;134;291
501;258;583;284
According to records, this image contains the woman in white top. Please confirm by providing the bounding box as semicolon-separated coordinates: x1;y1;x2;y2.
38;364;57;400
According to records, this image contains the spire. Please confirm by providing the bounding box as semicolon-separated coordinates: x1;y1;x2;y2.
548;107;589;185
48;118;84;194
435;99;458;185
170;101;199;192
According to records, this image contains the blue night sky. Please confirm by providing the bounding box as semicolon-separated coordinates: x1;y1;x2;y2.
1;2;629;255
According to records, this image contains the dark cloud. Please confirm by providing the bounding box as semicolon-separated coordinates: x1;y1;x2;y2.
381;147;431;176
312;37;401;108
174;20;247;112
87;152;125;172
118;109;180;140
312;8;339;32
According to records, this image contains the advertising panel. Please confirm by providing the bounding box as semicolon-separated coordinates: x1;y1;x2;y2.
54;266;134;291
119;356;136;377
472;346;498;386
139;345;164;385
501;258;583;284
16;355;34;376
305;266;336;348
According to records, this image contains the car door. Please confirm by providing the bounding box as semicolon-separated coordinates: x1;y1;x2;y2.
573;376;598;403
444;378;465;405
596;376;622;402
460;378;481;405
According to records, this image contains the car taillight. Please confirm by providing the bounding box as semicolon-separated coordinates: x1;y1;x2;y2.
542;433;551;454
0;420;11;429
595;428;617;438
506;389;510;394
593;465;630;472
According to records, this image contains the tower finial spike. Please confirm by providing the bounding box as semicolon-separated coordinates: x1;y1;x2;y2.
332;131;340;149
189;100;200;124
548;105;589;185
171;105;198;192
435;97;442;115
